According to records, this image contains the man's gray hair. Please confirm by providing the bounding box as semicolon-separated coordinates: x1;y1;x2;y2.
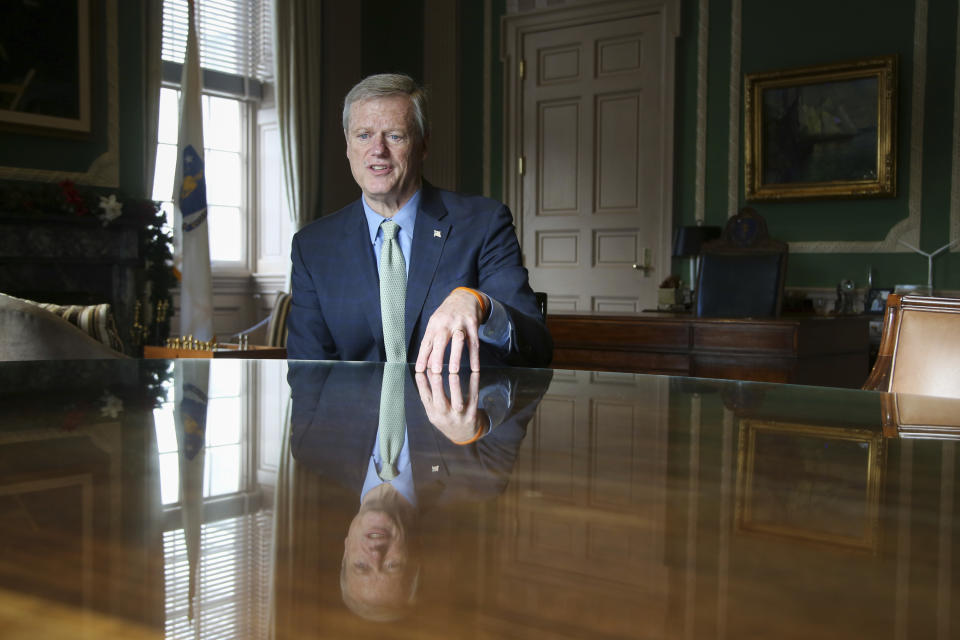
342;73;430;142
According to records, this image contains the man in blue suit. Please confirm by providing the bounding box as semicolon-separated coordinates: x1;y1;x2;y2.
287;73;552;371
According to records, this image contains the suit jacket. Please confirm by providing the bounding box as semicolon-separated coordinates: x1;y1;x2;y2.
286;183;552;368
288;361;553;509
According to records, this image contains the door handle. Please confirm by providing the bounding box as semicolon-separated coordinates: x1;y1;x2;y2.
632;248;653;274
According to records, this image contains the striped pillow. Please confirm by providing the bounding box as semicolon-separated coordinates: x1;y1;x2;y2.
35;302;125;353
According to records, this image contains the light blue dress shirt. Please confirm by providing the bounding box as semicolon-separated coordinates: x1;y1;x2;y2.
361;429;417;506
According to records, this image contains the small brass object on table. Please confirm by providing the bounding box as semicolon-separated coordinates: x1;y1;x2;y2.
146;335;286;359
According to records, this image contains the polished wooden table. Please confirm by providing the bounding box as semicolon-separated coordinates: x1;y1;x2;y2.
548;311;871;388
0;358;957;638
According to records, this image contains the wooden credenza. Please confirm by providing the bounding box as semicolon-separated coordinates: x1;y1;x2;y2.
546;312;871;388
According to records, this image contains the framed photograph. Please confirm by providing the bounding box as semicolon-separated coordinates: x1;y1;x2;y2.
735;419;885;551
864;288;892;314
744;56;897;200
0;0;91;133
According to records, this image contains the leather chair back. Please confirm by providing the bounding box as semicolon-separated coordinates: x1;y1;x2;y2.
863;294;960;398
695;207;788;318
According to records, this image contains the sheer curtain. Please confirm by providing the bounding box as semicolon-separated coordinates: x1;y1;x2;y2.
273;0;324;232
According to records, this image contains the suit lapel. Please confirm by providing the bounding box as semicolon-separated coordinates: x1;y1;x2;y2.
405;186;450;349
339;201;384;354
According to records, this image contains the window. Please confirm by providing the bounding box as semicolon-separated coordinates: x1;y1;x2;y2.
152;359;281;639
153;0;272;268
162;514;272;639
161;0;272;80
153;359;246;505
152;89;246;264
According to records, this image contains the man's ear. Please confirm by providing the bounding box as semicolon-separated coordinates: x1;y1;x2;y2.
421;135;429;161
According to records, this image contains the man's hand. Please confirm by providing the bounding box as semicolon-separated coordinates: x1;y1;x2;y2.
415;288;487;373
415;371;489;444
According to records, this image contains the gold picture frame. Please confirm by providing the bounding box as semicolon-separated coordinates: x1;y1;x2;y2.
735;419;885;551
744;56;897;200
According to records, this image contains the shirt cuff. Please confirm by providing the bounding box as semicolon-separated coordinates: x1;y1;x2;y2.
478;375;514;431
478;295;514;353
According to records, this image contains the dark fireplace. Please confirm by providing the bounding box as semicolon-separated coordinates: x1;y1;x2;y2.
0;213;142;354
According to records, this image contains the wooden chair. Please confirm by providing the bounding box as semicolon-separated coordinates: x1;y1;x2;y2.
694;207;788;318
863;294;960;397
266;291;293;348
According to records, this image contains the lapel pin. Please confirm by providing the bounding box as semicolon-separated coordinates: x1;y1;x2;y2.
432;465;440;472
433;230;442;238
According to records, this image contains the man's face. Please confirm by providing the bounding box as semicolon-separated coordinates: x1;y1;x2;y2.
345;95;427;215
342;508;415;609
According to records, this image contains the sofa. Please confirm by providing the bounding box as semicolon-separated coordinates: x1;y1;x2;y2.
0;292;128;361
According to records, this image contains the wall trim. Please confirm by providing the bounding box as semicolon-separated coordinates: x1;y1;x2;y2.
483;0;492;198
951;0;960;250
790;0;927;254
726;0;741;218
423;0;460;191
252;273;287;294
0;0;120;187
694;0;709;224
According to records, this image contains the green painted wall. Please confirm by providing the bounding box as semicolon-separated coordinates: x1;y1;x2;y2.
361;0;424;82
458;0;485;196
459;0;505;200
487;0;506;202
674;0;960;291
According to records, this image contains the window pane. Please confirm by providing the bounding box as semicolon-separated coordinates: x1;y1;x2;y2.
159;451;181;505
154;403;178;453
205;150;242;206
207;398;242;446
152;143;179;202
208;206;243;261
208;360;242;396
160;201;175;235
158;87;181;144
205;96;242;152
205;444;242;496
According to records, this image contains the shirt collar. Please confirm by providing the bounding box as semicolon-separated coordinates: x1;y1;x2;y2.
362;190;421;245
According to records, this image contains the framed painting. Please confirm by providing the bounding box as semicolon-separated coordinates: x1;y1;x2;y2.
744;56;897;200
0;0;91;133
735;419;885;551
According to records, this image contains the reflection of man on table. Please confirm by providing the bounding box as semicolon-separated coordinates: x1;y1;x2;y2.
288;362;552;621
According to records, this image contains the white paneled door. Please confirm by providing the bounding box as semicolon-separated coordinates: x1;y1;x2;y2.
506;2;678;313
